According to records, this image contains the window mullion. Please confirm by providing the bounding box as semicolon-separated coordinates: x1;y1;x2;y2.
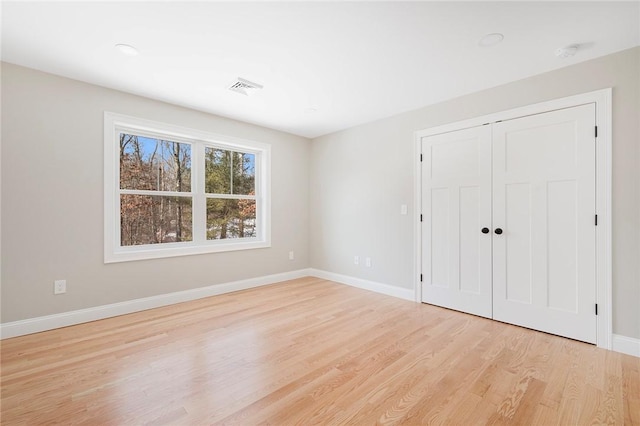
119;189;193;197
204;194;256;200
230;151;234;195
254;151;261;239
192;142;206;243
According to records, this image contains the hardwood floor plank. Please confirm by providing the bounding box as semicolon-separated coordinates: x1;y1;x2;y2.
2;278;638;425
622;354;640;425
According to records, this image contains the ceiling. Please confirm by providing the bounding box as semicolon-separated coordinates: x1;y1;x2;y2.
2;2;639;138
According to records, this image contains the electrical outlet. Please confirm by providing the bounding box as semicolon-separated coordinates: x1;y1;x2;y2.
289;251;295;261
54;280;66;295
365;257;372;268
354;256;359;265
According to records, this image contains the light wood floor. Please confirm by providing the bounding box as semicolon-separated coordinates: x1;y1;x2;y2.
1;277;638;425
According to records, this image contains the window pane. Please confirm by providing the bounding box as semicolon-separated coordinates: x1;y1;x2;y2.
205;148;255;195
120;133;191;192
205;148;231;194
232;152;255;195
207;199;257;240
120;195;192;246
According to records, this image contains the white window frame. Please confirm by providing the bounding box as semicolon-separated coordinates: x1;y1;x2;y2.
104;112;271;263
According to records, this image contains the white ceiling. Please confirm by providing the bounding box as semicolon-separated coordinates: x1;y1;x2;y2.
2;1;639;138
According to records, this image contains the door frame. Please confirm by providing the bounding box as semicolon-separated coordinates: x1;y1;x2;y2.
413;88;612;349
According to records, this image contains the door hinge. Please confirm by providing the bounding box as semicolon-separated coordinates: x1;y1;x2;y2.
595;304;598;315
420;214;423;222
420;154;423;162
595;214;598;226
595;126;598;138
420;274;423;282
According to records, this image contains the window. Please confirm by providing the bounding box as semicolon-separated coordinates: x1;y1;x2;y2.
104;112;270;263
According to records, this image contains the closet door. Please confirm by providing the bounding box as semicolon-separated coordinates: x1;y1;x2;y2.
421;126;492;318
492;104;597;343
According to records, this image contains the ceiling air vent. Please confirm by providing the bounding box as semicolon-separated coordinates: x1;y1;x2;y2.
228;78;263;96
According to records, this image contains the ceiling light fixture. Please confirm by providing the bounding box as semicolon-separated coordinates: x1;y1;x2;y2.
228;78;263;96
304;107;318;114
115;44;139;56
478;33;504;47
555;44;579;58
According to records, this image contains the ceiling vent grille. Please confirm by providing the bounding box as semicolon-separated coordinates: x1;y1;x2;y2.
228;78;263;96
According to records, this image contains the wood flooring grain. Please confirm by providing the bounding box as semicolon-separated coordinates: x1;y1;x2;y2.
1;277;638;425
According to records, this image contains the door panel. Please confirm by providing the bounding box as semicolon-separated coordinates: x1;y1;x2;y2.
459;186;480;293
421;126;492;318
504;182;532;304
431;188;450;288
547;180;578;312
492;104;596;343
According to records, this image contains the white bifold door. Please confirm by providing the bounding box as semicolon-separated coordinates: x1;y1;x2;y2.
421;104;597;344
421;125;493;319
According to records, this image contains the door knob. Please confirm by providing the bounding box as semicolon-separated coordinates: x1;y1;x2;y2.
481;227;490;234
495;228;503;235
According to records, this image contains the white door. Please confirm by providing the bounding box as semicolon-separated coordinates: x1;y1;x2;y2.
421;125;493;318
492;104;597;343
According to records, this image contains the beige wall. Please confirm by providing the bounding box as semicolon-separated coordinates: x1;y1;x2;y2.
1;63;310;322
310;47;640;339
2;48;639;341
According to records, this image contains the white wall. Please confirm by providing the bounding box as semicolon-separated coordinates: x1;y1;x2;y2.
310;47;640;340
1;63;310;322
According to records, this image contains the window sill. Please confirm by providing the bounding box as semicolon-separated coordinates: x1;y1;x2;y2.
105;239;271;263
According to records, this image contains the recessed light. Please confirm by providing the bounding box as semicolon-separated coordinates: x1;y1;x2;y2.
115;44;139;57
478;33;504;47
304;107;317;114
555;44;579;58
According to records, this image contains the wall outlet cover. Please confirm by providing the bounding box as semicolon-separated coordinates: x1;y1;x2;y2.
54;280;66;295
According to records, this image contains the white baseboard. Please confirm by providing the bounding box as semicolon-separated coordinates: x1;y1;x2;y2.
308;268;414;301
0;268;312;340
612;334;640;358
7;267;628;358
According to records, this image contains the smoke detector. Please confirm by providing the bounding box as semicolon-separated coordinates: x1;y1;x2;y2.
228;78;263;96
115;44;139;56
555;44;579;58
478;33;504;47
